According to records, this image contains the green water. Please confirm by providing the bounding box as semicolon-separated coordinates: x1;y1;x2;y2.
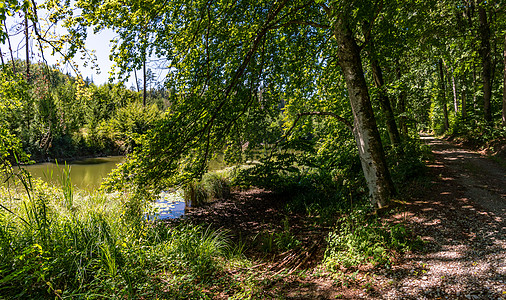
17;154;227;191
20;156;125;191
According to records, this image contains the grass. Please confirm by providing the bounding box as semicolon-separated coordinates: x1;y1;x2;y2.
183;172;231;207
0;168;245;299
0;156;425;298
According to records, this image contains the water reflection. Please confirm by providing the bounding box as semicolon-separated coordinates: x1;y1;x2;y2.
20;156;125;191
13;155;226;220
147;190;187;220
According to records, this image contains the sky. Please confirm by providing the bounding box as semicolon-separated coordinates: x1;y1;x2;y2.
0;10;140;87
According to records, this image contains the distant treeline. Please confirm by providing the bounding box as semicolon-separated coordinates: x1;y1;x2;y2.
0;60;167;162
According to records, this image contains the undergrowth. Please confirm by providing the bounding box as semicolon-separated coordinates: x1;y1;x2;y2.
324;207;423;270
0;169;244;299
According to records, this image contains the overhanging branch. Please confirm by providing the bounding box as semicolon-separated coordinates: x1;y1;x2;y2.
273;111;353;150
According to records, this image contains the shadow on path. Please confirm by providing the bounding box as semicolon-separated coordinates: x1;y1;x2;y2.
378;134;505;299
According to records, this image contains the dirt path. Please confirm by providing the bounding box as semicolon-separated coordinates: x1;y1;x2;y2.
175;134;506;299
377;134;506;299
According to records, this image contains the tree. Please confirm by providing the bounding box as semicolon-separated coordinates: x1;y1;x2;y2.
47;0;408;208
329;4;396;207
503;32;506;125
477;0;493;124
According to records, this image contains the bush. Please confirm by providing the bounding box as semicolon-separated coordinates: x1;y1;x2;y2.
202;172;231;200
387;137;430;186
324;209;421;270
183;179;208;207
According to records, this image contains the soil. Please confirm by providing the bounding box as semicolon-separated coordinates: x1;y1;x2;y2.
172;134;506;299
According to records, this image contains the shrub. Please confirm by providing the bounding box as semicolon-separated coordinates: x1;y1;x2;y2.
387;137;430;186
183;180;208;207
324;209;420;270
183;171;232;206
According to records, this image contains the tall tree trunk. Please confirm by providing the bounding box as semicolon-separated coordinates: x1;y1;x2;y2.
0;48;5;67
143;59;147;107
3;20;16;73
451;69;458;113
395;66;408;136
472;65;477;108
503;33;506;126
133;68;140;92
25;12;29;80
333;18;395;209
462;91;467;119
439;59;450;131
370;53;402;147
443;59;459;113
478;2;492;123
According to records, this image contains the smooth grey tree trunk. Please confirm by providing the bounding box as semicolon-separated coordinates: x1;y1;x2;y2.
333;18;395;209
451;70;458;113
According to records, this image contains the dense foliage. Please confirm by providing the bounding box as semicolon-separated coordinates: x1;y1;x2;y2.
0;60;164;162
0;0;505;297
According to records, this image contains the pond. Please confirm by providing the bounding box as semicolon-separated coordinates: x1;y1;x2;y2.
19;156;125;191
14;155;227;220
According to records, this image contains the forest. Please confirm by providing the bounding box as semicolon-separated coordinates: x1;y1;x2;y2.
0;0;505;299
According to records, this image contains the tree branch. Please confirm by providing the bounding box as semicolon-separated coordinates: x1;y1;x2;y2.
358;0;383;51
272;111;352;150
271;19;330;30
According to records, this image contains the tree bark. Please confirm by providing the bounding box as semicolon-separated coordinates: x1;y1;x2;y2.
472;65;477;108
443;59;459;113
503;33;506;126
478;2;492;123
462;91;467;119
370;52;402;147
143;59;147;107
395;66;408;136
451;69;458;113
439;59;449;132
133;68;140;92
25;12;30;80
0;48;5;67
3;20;16;73
333;18;395;209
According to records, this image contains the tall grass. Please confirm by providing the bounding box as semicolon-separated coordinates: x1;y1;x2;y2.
0;167;236;299
183;171;231;207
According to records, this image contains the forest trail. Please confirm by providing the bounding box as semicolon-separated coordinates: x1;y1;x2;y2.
377;134;506;299
421;134;506;215
181;134;506;299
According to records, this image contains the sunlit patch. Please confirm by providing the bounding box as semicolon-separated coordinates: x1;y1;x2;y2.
423;219;441;226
